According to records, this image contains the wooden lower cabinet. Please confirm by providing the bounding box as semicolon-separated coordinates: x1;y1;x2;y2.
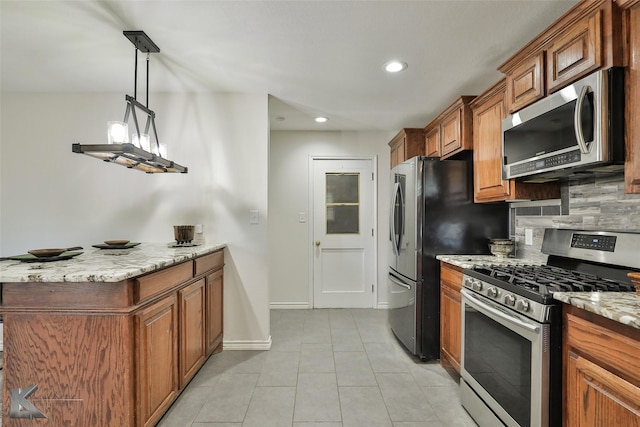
206;269;224;355
440;263;463;374
179;278;207;388
563;305;640;426
1;249;225;427
136;294;180;427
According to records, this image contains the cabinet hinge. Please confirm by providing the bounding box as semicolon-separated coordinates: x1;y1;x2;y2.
372;172;374;181
372;228;374;237
372;284;374;293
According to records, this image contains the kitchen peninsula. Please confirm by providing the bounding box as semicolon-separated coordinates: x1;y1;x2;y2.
0;243;225;426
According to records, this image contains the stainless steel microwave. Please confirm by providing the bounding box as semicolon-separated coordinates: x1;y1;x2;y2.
502;68;624;182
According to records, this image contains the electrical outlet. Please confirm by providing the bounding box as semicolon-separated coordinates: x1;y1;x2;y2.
525;228;533;246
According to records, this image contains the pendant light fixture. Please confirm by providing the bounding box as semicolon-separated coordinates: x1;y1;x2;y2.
72;31;187;173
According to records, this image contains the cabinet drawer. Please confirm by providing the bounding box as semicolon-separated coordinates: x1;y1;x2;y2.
195;250;224;276
440;264;464;291
135;261;193;304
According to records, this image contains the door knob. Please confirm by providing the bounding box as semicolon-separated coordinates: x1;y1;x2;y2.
315;240;321;246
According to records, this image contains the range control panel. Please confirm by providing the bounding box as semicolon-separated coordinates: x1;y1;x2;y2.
571;233;617;252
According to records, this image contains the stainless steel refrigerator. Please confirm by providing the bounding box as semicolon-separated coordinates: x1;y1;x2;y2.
388;155;508;360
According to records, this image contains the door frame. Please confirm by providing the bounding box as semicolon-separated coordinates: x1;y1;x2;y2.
308;155;378;308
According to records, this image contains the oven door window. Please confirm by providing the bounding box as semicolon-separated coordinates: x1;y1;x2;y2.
465;305;532;427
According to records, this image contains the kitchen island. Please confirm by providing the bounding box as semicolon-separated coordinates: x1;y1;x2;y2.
0;243;225;427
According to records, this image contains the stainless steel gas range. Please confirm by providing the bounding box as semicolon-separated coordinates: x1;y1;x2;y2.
459;228;640;427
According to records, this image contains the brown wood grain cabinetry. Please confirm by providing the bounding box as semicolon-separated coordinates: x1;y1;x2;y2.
136;293;179;427
471;79;560;203
563;305;640;426
179;278;207;388
431;97;475;159
440;263;463;374
500;0;623;113
506;52;544;113
389;128;425;168
625;1;640;193
425;126;440;157
206;268;224;355
1;249;225;427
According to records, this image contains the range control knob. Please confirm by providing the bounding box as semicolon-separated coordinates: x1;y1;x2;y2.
472;281;483;292
487;287;499;298
464;278;474;288
516;299;531;312
504;294;516;306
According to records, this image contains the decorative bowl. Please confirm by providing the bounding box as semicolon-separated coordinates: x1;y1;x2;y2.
488;240;515;258
104;240;130;246
28;248;67;258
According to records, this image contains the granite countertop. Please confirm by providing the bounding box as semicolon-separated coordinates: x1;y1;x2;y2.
553;292;640;330
0;242;226;283
436;254;543;269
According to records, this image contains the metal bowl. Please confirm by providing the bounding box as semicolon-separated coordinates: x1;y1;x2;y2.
489;242;514;257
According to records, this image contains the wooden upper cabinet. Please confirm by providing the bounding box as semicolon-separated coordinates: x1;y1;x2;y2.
389;128;425;168
425;126;440;157
500;0;623;113
423;96;475;160
506;53;544;113
625;2;640;193
471;79;560;203
547;11;603;93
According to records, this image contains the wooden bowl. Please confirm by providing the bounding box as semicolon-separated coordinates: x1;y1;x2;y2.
28;248;67;258
629;272;640;296
104;240;130;246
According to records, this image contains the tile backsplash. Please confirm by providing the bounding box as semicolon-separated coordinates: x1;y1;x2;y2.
511;174;640;262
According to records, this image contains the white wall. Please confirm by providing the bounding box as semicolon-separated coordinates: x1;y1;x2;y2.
269;130;395;309
0;92;271;349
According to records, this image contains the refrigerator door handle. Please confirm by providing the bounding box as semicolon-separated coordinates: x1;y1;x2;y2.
390;182;401;256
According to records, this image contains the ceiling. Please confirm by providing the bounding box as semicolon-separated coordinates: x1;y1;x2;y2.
1;0;578;132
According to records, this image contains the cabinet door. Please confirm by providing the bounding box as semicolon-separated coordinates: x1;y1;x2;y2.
473;87;511;202
136;294;179;427
440;108;462;157
626;4;640;194
206;269;224;355
425;126;440;157
546;11;602;93
505;52;544;113
566;352;640;426
440;264;463;374
179;278;206;387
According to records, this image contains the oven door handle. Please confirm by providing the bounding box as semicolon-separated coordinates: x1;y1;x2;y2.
461;289;540;334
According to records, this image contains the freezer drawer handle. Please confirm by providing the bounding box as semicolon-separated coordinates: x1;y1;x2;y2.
389;274;411;290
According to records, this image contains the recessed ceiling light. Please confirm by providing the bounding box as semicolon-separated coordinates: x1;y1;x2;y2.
315;117;328;123
384;60;408;73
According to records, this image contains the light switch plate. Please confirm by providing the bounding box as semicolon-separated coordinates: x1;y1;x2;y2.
249;210;259;224
299;212;306;223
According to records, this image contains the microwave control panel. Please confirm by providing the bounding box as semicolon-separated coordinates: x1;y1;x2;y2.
509;149;581;176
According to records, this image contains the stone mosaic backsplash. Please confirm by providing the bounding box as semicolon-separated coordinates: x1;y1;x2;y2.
511;174;640;262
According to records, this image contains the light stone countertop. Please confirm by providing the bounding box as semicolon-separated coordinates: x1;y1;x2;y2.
553;292;640;330
436;254;543;269
0;242;226;283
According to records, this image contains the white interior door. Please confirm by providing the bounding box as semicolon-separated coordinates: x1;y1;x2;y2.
312;158;376;308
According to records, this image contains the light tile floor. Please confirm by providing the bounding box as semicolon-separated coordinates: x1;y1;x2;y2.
158;309;477;427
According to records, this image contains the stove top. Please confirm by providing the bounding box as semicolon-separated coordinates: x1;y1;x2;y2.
462;229;640;322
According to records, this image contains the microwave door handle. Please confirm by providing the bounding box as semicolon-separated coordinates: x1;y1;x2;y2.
574;85;591;154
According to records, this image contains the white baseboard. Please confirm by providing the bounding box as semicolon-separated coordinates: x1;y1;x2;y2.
376;302;389;309
270;302;310;309
223;336;272;351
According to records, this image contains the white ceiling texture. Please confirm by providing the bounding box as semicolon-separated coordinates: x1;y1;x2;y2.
1;0;577;132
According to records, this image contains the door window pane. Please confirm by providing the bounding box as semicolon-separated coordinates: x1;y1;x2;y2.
326;173;359;234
